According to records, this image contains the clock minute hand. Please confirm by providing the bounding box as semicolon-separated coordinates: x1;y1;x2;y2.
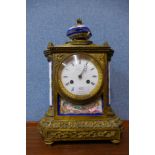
78;67;85;79
78;64;87;79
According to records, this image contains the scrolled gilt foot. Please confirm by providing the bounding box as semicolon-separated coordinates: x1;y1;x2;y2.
111;139;120;144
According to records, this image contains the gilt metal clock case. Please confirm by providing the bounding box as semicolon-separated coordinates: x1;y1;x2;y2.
39;19;122;144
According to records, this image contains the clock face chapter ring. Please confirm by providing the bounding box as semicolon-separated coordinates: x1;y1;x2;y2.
57;53;104;103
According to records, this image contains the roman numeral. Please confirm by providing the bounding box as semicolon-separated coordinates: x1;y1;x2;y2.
63;76;68;78
91;82;95;85
92;75;97;78
71;87;74;92
65;82;70;86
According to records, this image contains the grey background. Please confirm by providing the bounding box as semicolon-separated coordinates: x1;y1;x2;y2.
26;0;129;121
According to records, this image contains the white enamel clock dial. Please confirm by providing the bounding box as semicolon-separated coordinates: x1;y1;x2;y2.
58;54;103;100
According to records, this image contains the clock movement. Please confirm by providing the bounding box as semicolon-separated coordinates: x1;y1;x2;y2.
39;19;122;144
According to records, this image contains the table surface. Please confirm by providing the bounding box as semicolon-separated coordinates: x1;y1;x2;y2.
26;121;129;155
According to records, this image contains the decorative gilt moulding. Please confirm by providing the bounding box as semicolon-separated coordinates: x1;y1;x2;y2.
44;43;114;62
39;107;122;144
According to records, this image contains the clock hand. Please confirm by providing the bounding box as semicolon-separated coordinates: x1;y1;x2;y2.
78;62;88;79
78;66;85;79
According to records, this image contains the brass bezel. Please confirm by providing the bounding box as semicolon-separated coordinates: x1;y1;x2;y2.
57;53;104;104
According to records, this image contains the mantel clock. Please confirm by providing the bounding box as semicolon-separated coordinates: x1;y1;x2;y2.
39;19;122;144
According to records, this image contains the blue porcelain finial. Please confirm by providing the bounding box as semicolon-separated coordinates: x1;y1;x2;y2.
66;19;92;40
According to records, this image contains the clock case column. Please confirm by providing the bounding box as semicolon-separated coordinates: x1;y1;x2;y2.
38;41;122;145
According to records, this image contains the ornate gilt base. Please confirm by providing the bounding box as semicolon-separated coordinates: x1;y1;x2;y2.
38;107;122;145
